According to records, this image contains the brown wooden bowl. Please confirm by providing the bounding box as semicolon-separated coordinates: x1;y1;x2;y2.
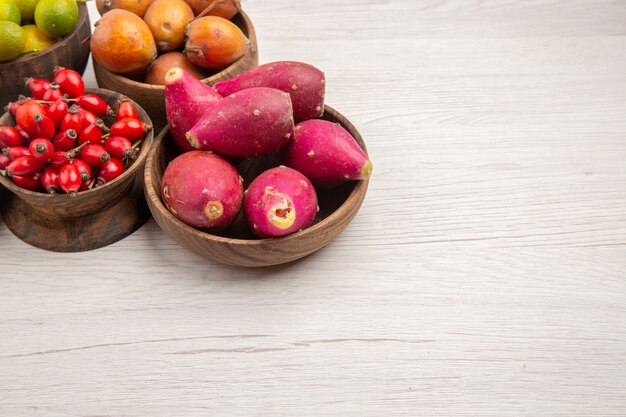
0;3;91;106
0;88;154;252
93;10;259;132
144;106;370;267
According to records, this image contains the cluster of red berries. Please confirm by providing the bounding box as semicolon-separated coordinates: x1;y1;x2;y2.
0;67;150;194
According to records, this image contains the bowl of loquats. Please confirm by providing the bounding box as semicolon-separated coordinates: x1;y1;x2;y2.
91;0;258;132
143;62;372;267
0;76;154;252
0;0;91;104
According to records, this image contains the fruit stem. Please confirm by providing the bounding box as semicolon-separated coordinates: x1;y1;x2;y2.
66;141;89;160
124;149;139;161
96;119;110;133
19;50;41;57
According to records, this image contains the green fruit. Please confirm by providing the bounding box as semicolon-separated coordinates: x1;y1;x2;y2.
34;0;77;38
13;0;38;22
22;23;57;55
0;20;26;61
0;0;21;25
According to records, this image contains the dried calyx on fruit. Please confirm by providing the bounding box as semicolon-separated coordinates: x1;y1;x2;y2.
1;71;149;194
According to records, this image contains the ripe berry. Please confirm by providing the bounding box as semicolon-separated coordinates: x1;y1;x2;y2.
53;67;85;98
104;135;134;159
78;177;95;192
47;98;69;127
72;158;92;183
51;151;70;170
5;155;45;177
41;167;60;194
0;125;22;148
5;95;27;115
80;143;110;168
109;117;150;142
41;82;63;102
76;94;110;116
15;100;47;134
116;99;138;120
96;157;124;185
15;125;31;145
31;113;56;140
24;78;51;100
59;105;83;134
52;129;78;152
12;171;43;192
0;153;9;169
78;107;98;127
29;138;54;162
3;146;31;161
78;119;105;145
59;163;82;194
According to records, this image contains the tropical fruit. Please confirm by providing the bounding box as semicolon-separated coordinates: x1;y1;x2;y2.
145;51;205;85
90;8;157;74
184;16;248;69
184;0;240;19
96;0;153;18
143;0;193;52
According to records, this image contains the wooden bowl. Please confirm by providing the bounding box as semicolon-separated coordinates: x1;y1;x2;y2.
93;11;259;132
0;3;91;106
144;106;370;267
0;88;154;252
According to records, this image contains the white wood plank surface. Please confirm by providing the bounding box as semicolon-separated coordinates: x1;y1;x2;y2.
1;0;625;415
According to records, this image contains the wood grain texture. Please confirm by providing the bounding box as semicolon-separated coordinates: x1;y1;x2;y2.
0;3;91;104
1;0;626;416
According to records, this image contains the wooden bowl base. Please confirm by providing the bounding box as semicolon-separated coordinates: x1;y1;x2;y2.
0;178;149;252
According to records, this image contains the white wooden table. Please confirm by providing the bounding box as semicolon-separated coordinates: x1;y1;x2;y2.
1;1;625;415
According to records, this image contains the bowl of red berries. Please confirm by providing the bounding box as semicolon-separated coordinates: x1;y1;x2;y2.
0;68;153;252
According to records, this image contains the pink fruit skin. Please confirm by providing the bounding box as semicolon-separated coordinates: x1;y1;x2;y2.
214;61;325;123
164;67;222;153
243;166;318;238
280;119;372;189
161;150;243;231
186;87;294;158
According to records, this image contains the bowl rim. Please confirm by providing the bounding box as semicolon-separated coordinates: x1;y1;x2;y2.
144;104;370;247
0;2;89;67
91;10;258;89
0;87;154;199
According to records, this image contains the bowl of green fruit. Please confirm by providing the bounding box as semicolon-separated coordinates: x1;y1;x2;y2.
0;0;90;104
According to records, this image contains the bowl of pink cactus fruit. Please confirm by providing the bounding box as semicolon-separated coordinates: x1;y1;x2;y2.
143;61;372;267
